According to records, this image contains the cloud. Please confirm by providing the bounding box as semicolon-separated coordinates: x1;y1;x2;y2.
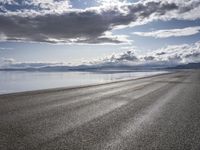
1;41;200;69
0;58;66;69
0;0;71;14
133;26;200;38
0;0;200;44
91;50;140;67
62;32;131;45
94;41;200;66
149;41;200;64
97;0;129;8
0;9;131;44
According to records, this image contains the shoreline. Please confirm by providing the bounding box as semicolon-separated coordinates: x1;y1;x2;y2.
0;71;173;97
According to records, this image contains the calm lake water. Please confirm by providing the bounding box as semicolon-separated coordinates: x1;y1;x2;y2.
0;71;168;94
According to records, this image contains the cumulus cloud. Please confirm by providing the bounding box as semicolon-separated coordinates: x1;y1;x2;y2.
93;50;139;66
1;41;200;69
0;0;200;44
107;51;138;62
94;41;200;67
133;26;200;38
148;42;200;64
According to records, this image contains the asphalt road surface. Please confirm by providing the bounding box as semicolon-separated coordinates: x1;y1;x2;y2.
0;70;200;150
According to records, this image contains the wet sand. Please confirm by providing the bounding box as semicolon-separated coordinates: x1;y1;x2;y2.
0;70;200;150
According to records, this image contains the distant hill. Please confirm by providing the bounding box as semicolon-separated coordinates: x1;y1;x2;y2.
167;62;200;69
0;64;164;72
1;62;199;72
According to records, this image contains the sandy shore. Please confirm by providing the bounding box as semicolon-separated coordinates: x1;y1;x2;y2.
0;70;200;150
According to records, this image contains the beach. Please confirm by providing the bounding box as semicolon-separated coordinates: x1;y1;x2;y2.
0;70;200;150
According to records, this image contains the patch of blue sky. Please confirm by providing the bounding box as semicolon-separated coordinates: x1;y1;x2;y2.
0;1;40;12
0;41;125;63
71;0;98;9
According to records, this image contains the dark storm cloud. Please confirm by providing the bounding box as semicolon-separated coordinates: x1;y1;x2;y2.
0;0;199;44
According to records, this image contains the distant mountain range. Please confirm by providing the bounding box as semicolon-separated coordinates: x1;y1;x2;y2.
0;62;199;72
167;62;200;69
0;64;159;72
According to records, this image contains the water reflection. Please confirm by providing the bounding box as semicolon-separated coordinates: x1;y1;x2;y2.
0;71;167;94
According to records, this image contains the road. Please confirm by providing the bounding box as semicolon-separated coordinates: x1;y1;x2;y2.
0;70;200;150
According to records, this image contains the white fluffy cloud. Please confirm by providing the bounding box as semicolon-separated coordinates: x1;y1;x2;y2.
133;26;200;38
148;42;200;64
94;41;200;66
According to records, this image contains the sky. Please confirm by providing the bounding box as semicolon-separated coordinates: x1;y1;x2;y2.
0;0;200;68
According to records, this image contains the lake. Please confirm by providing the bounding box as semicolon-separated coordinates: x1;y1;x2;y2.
0;71;168;94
